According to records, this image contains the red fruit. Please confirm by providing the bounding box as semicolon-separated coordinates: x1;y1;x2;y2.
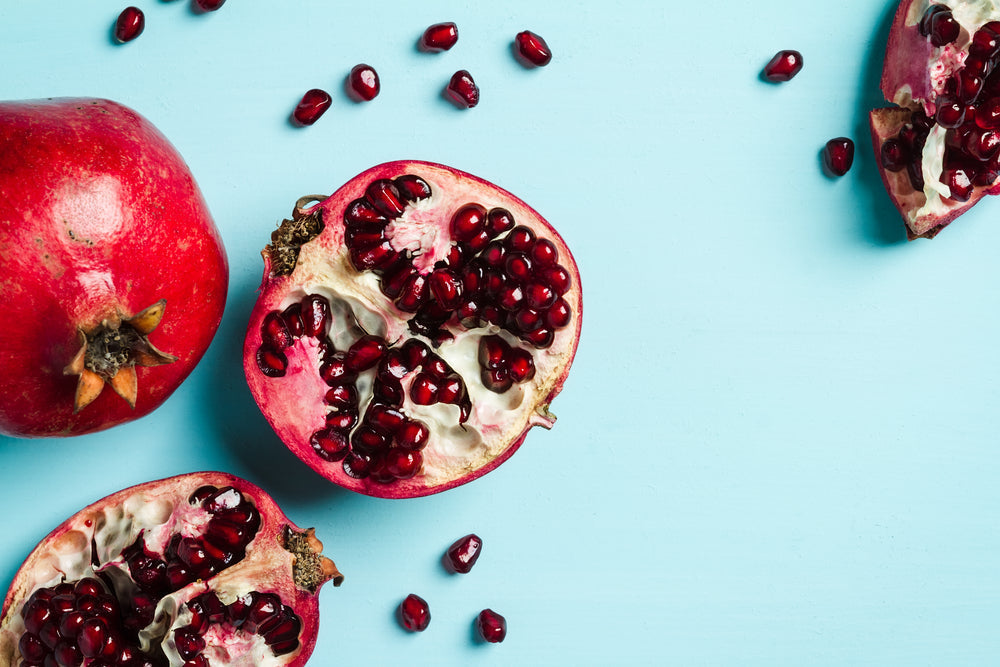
114;7;145;43
514;30;553;67
398;594;431;632
292;89;332;126
0;98;228;437
244;161;582;498
194;0;226;10
421;22;459;51
348;64;380;102
446;70;480;108
0;473;343;666
444;534;483;573
872;0;1000;238
762;49;803;82
475;609;507;643
823;137;855;176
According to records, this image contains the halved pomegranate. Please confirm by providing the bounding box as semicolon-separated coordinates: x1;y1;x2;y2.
0;472;342;666
243;161;582;498
872;0;1000;238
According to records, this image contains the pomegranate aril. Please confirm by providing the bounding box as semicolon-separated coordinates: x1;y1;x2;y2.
292;89;332;126
349;64;380;101
936;98;966;128
410;373;439;405
366;179;406;218
395;419;429;450
539;265;572;294
880;137;910;171
343;452;373;478
437;375;465;404
300;294;331;337
966;129;1000;160
311;427;350;461
282;303;306;338
919;4;947;35
450;203;488;241
345;334;387;372
505;252;533;283
762;49;803;82
475;609;507;643
421;22;458;51
928;8;960;46
352;425;390;454
394;174;433;201
399;594;431;632
514;307;544;332
326;410;358;431
396;273;428;312
505;225;536;252
445;534;483;573
507;348;536;382
971;27;1000;58
256;346;288;378
482;367;513;393
19;632;46;663
383;448;422;480
545;297;572;329
486;207;515;237
366;403;407;434
54;641;83;666
206;519;249;549
325;383;358;409
528;238;559;267
174;627;206;661
522;327;554;349
261;311;293;349
58;610;86;637
345;198;390;227
381;261;419;300
350;240;398;271
482;241;506;267
114;7;145;43
514;30;552;66
195;0;226;9
498;285;524;311
346;224;386;250
428;268;464;309
524;281;557;310
401;338;430;368
479;335;510;369
373;378;405;406
446;70;480;108
943;168;974;201
822;137;855;176
321;353;355;384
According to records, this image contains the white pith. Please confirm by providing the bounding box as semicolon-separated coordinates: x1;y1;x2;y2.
0;475;310;667
250;162;580;495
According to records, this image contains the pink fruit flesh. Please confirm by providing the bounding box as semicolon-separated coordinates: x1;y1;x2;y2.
293;89;332;126
422;22;458;51
446;70;480;108
243;161;582;498
823;137;855;176
349;64;380;102
0;473;343;666
114;7;144;43
399;594;430;632
475;609;506;643
872;0;1000;238
762;50;803;82
514;30;552;66
0;98;228;437
445;534;483;573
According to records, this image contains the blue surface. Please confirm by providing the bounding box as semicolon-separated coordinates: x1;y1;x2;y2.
2;1;1000;664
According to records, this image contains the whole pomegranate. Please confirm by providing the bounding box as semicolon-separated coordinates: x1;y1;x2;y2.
0;472;343;666
0;98;228;436
872;0;1000;238
244;161;582;498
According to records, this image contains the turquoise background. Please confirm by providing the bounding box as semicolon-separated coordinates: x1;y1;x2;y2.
2;1;1000;664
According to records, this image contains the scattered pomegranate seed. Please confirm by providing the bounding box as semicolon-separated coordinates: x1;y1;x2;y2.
445;534;483;573
446;70;480;108
514;30;552;67
349;64;381;102
398;594;431;632
822;137;855;176
475;608;507;643
194;0;226;10
114;7;145;43
421;22;459;51
292;89;332;126
762;50;803;82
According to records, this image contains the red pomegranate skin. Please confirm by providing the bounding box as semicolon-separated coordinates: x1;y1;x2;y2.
0;98;228;437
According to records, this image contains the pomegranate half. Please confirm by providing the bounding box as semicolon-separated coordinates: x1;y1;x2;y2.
872;0;1000;238
0;98;228;437
244;161;582;498
0;472;342;666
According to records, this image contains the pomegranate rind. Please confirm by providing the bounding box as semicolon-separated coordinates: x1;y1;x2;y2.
0;98;228;436
244;160;582;498
0;472;337;667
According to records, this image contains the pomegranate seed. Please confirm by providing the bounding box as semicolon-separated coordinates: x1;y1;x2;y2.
514;308;544;332
971;27;1000;58
977;96;1000;129
396;273;428;312
450;203;488;241
115;7;145;43
487;208;516;237
822;137;854;176
174;626;206;660
300;294;331;337
349;64;381;101
880;138;910;171
919;4;947;36
194;0;226;10
956;70;985;104
524;281;557;310
384;448;422;479
482;367;512;393
18;633;45;663
479;335;509;369
399;594;431;632
350;240;398;271
446;70;480;108
504;225;535;252
260;311;293;349
545;297;572;329
539;265;571;294
529;238;559;267
367;403;406;434
395;174;432;202
522;327;554;349
292;89;332;126
437;375;465;404
396;419;430;450
326;410;358;432
942;168;973;201
311;427;350;461
428;268;464;309
507;348;536;382
505;252;533;283
345;335;387;372
475;608;507;643
966;129;1000;160
342;451;374;478
928;7;960;46
421;22;458;51
401;338;430;369
445;534;483;573
320;353;354;385
345;199;389;227
935;98;966;128
482;241;506;267
762;49;803;82
498;285;524;311
410;373;439;405
256;346;287;378
514;30;553;67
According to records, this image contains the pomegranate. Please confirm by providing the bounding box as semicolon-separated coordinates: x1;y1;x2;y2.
444;534;482;574
872;0;1000;237
514;30;552;67
823;137;855;176
348;64;380;102
474;609;506;643
243;160;582;498
762;50;804;82
114;7;145;43
0;472;343;666
398;594;430;632
0;98;228;437
446;71;480;108
292;89;332;127
421;22;459;52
